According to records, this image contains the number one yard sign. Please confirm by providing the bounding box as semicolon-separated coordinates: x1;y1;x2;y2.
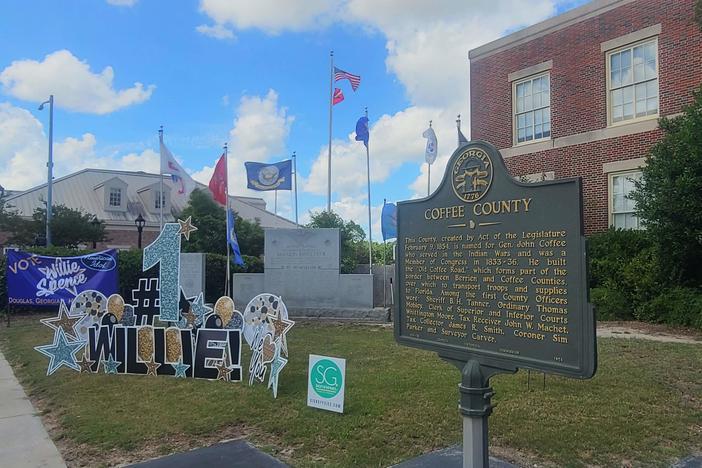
34;219;295;398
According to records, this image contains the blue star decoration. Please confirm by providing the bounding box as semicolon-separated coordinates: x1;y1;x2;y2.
190;292;212;328
103;355;121;374
172;360;190;378
34;328;87;376
267;341;288;399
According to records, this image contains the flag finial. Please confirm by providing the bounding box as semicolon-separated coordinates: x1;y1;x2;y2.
456;115;461;129
429;120;432;128
365;106;368;118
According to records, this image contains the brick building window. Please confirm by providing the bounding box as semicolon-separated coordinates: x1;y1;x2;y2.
109;187;122;207
609;171;642;229
607;39;658;124
514;73;550;144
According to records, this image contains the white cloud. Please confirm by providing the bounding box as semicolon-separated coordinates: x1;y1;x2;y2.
302;105;464;205
106;0;137;6
198;0;340;34
190;89;295;218
196;23;235;39
345;0;557;108
198;1;562;202
0;50;155;114
0;102;159;190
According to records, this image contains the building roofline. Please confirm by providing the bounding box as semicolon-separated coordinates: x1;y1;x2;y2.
469;0;636;61
4;168;168;202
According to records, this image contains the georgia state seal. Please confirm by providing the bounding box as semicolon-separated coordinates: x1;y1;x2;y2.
451;148;493;203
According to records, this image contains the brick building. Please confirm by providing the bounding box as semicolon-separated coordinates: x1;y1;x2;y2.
469;0;702;233
0;169;297;250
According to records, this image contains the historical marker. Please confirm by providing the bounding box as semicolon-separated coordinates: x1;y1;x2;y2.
394;140;596;467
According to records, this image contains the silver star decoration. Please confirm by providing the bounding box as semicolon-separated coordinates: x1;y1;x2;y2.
190;292;212;327
267;340;288;399
34;328;87;376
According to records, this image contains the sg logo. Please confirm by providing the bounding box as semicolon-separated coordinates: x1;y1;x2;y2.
310;359;343;398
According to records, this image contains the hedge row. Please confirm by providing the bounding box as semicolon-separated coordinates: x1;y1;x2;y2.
0;248;263;310
588;228;702;328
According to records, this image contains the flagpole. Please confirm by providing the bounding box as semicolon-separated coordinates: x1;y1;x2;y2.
327;50;334;212
274;189;278;215
427;120;432;197
292;151;298;224
365;107;373;275
224;142;231;298
383;198;387;309
158;125;164;229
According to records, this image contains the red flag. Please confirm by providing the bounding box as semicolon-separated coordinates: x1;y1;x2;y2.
332;87;344;106
208;154;227;206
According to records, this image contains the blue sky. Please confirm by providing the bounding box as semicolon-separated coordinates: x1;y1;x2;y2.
0;0;585;239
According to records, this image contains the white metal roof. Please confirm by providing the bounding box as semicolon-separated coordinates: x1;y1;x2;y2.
3;168;298;230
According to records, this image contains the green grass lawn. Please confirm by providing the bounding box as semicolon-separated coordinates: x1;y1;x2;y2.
1;317;700;467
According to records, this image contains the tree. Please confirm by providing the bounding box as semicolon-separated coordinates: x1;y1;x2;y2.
179;189;264;257
306;210;366;273
696;0;702;30
0;202;106;248
630;86;702;287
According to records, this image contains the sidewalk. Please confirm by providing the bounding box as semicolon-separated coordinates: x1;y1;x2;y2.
0;350;65;468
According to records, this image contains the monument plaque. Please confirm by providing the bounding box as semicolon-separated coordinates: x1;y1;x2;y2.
394;140;596;466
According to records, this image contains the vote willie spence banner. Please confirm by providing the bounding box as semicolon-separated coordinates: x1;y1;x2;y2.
6;250;118;307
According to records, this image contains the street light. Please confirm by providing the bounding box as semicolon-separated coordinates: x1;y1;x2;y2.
38;95;54;247
91;217;101;249
135;214;145;249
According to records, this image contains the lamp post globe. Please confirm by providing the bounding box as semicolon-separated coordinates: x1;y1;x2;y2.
135;214;146;249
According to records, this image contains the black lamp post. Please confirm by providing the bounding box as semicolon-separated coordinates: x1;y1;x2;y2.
135;214;146;249
91;217;101;249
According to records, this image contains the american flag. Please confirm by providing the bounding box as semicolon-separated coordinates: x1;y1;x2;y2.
334;67;361;91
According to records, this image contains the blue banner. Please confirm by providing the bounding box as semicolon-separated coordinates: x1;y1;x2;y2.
6;249;119;307
381;202;397;241
245;160;293;191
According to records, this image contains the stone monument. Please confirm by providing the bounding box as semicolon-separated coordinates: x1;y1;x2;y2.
179;253;206;298
233;228;380;319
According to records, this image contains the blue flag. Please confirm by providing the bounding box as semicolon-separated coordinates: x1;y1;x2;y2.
227;209;245;266
355;116;369;148
245;160;293;191
381;202;397;241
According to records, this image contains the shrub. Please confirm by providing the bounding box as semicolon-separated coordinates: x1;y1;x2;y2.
638;287;702;328
205;254;264;303
591;287;634;321
588;228;652;289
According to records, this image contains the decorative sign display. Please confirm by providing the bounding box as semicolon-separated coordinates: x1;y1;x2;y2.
307;354;346;413
6;249;118;307
395;141;596;378
34;218;294;397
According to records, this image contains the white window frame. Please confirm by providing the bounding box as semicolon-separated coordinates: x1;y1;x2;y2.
608;170;643;230
154;190;166;210
606;37;659;127
108;187;122;207
512;72;551;146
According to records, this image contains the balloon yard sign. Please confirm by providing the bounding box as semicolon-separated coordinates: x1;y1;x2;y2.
34;218;294;398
